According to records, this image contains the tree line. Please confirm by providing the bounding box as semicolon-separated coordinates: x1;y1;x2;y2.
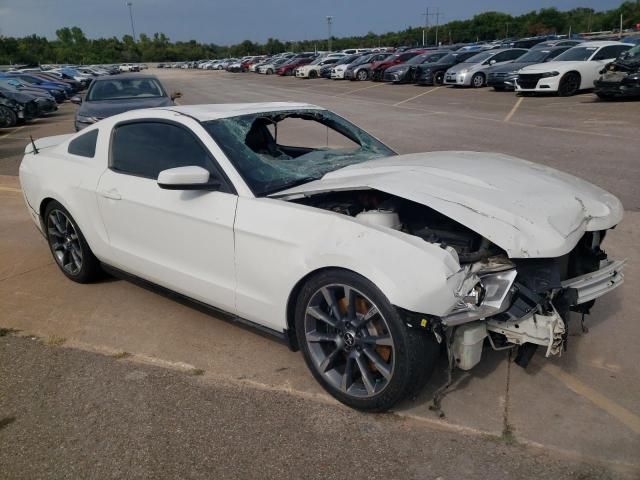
1;2;639;65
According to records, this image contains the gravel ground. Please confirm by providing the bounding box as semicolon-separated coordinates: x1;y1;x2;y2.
0;333;625;480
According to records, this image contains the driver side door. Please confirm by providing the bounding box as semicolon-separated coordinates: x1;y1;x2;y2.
96;119;238;313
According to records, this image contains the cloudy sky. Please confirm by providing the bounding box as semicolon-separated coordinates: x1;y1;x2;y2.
0;0;623;44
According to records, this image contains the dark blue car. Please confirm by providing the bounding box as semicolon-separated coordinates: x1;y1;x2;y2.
2;73;68;103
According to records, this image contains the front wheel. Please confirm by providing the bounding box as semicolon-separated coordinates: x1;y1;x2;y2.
295;269;438;411
471;73;485;88
356;69;369;81
44;201;101;283
0;106;17;128
266;68;273;75
309;70;318;79
432;71;444;85
558;72;580;96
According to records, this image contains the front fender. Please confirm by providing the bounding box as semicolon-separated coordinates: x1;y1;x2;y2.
234;197;462;332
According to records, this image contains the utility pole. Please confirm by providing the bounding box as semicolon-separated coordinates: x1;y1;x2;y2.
326;16;333;52
619;13;623;38
126;1;136;41
505;22;510;39
434;8;440;46
421;7;429;46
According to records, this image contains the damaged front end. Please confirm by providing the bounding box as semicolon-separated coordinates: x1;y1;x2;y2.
444;230;626;370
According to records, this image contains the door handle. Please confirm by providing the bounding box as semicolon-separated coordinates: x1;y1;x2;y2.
99;189;122;200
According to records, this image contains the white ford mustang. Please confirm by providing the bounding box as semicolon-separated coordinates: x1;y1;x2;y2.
19;102;625;411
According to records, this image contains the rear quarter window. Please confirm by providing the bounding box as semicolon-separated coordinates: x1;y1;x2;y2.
68;129;98;158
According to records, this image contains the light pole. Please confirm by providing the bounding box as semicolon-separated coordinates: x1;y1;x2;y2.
126;1;136;41
326;16;333;52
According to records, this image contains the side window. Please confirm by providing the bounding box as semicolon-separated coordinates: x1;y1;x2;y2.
593;46;626;61
68;129;98;158
505;50;526;60
111;122;214;180
399;53;415;61
265;117;359;151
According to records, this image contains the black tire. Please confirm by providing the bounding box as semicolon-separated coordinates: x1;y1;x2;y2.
44;201;101;283
266;68;273;75
295;269;438;412
470;72;485;88
0;106;17;128
432;71;444;85
309;70;318;79
356;69;369;81
558;72;580;97
596;91;614;100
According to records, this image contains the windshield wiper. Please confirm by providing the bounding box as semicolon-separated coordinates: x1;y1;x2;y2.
262;176;319;197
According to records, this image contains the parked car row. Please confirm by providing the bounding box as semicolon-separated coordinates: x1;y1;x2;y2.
187;38;639;99
0;62;150;128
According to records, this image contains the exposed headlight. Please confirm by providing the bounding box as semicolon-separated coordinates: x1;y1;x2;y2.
541;71;560;78
459;68;468;74
76;115;99;123
508;71;518;75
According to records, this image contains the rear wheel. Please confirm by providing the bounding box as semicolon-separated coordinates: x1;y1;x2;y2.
0;106;17;128
558;72;580;96
357;69;369;81
295;269;438;411
471;73;485;88
44;201;101;283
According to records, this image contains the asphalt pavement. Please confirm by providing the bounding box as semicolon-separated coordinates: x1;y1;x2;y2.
0;333;625;480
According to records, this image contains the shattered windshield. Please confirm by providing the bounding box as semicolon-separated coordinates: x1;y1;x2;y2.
204;110;395;196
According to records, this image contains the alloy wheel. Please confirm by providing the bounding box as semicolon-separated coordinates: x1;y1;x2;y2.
357;70;368;81
304;284;395;398
559;73;580;96
471;73;485;88
47;209;83;275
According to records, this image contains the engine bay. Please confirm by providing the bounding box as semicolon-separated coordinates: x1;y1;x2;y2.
291;189;503;264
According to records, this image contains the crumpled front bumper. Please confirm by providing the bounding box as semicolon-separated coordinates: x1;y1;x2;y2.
561;259;626;305
442;257;626;328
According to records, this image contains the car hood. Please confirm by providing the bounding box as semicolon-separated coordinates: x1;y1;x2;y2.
520;61;582;73
79;97;173;118
273;152;623;258
447;62;481;73
385;64;409;73
489;62;532;73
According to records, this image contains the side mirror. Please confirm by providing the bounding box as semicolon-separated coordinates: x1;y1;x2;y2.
70;96;82;104
171;91;182;101
157;166;219;190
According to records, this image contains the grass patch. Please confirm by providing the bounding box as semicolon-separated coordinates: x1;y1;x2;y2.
112;351;131;360
501;422;517;445
45;335;66;347
189;368;205;376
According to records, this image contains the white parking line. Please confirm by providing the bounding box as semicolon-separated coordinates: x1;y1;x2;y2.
504;97;524;122
336;83;386;97
393;87;441;106
543;363;640;434
0;125;26;139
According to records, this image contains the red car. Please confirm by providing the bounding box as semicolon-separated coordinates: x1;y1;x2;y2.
276;57;314;76
370;50;425;81
240;56;265;72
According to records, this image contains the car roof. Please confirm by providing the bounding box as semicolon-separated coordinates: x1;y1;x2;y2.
93;73;159;81
577;40;627;47
162;102;324;121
